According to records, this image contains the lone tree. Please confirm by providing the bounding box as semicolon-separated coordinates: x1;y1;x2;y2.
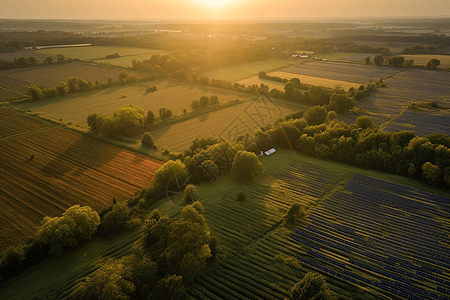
141;132;154;147
290;272;336;300
373;54;384;66
231;150;265;183
364;56;371;65
427;59;440;69
146;110;155;124
283;203;306;228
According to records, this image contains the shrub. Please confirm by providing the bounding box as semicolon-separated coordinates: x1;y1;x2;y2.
237;192;246;201
283;203;305;228
356;116;375;129
141;132;154;147
191;100;200;110
209;95;219;105
146;85;158;92
290;272;336;300
374;54;384;66
199;96;209;107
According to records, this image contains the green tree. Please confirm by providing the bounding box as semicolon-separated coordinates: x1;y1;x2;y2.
184;184;197;203
421;162;441;185
209;95;219;105
141;132;154;147
308;86;332;105
305;106;328;126
199;96;209;107
26;84;43;101
231;150;265;183
284;81;295;99
146;110;155;124
427;59;440;69
56;82;67;96
35;205;100;255
327;93;354;114
97;201;132;237
356;116;375;129
87;113;105;130
283;203;306;228
364;56;371;64
290;272;336;300
374;54;384;66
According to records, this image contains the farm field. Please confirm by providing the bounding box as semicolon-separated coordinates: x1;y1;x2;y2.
187;151;450;300
37;46;162;60
0;50;51;62
400;54;450;68
267;71;361;90
200;59;296;81
280;61;402;84
0;87;26;101
93;51;169;67
0;106;51;137
15;78;253;128
0;109;163;251
0;62;126;92
147;97;307;152
343;68;450;134
340;53;377;62
312;52;354;60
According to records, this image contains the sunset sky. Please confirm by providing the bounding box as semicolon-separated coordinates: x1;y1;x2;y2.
2;0;450;20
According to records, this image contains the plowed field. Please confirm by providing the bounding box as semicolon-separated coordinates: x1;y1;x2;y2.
0;109;163;250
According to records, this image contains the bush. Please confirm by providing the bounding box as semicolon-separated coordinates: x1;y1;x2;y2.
159;108;172;119
374;54;384;66
237;192;246;201
191;100;200;110
290;272;336;300
283;203;305;227
141;132;154;147
146;85;158;92
209;95;219;105
231;151;265;183
199;96;209;107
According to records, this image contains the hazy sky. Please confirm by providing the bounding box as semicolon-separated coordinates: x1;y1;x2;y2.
2;0;450;20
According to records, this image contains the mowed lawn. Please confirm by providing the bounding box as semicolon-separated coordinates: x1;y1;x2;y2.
147;98;307;152
400;54;450;68
16;79;252;128
37;46;162;60
201;59;297;81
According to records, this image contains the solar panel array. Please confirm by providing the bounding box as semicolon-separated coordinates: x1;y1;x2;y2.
292;173;450;300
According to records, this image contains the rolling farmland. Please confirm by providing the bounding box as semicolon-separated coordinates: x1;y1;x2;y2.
0;108;163;251
16;78;253;128
37;46;162;60
279;61;403;84
148;97;307;152
186;151;450;300
201;59;296;81
401;54;450;69
0;62;126;92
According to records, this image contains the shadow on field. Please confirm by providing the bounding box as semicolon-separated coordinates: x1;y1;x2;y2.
39;134;120;179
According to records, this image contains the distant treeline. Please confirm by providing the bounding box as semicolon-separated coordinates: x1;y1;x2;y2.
0;54;71;70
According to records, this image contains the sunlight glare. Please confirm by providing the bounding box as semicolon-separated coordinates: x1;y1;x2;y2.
198;0;235;7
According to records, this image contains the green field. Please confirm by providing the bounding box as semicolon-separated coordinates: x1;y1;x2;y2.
37;46;163;60
2;150;448;300
268;71;361;90
144;98;307;153
15;79;252;128
201;59;297;81
93;51;169;67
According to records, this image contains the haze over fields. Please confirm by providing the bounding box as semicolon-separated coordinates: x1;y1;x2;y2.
2;0;450;20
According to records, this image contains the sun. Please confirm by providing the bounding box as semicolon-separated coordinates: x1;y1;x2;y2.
198;0;235;7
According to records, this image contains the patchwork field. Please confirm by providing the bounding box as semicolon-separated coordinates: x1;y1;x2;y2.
0;87;27;101
0;62;126;92
343;68;450;135
148;97;307;152
1;150;449;300
201;59;296;81
0;50;51;62
280;61;403;84
16;78;252;128
267;71;361;90
37;46;162;60
0;108;163;251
